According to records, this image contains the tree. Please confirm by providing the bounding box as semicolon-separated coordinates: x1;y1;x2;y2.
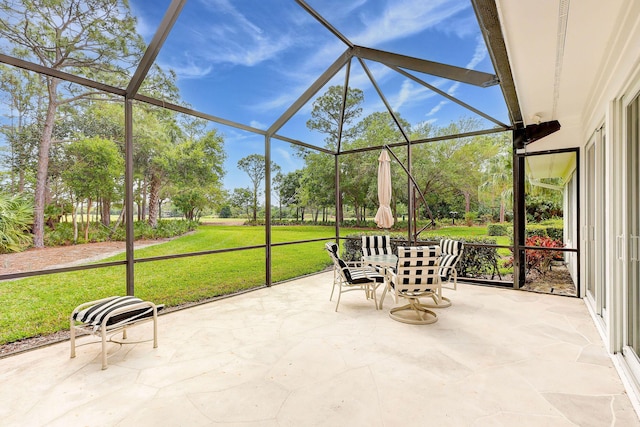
306;85;364;148
237;154;280;222
62;137;123;241
172;190;208;221
449;134;500;214
295;152;335;223
230;187;253;219
278;170;304;221
67;100;126;225
0;0;145;247
166;129;226;224
305;85;364;221
218;205;232;218
480;138;512;222
0;65;41;194
410;118;488;218
340;112;409;224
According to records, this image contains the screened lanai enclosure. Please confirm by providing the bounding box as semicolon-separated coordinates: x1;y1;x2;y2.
0;0;578;347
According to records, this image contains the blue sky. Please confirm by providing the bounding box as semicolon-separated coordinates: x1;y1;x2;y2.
130;0;508;192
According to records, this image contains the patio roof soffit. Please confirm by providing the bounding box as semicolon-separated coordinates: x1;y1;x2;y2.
126;0;186;98
471;0;522;126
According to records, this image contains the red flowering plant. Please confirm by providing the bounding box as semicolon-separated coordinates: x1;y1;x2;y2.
504;235;564;277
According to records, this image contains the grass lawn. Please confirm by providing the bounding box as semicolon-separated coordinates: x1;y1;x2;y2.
0;224;508;345
0;225;356;344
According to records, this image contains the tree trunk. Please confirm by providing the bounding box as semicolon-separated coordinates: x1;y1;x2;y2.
464;192;471;213
141;176;147;221
252;187;258;222
101;198;111;227
148;172;161;228
33;78;59;248
72;200;79;244
18;169;25;193
499;198;506;223
84;198;92;241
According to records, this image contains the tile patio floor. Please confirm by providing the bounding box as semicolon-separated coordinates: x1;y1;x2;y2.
1;271;639;426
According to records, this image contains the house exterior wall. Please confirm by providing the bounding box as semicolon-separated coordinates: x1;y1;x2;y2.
568;0;640;410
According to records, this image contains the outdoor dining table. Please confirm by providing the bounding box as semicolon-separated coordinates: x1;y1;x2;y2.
363;253;398;309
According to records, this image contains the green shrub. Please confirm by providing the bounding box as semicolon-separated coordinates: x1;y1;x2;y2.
0;193;33;253
420;235;501;279
341;232;501;280
464;212;477;226
526;222;562;241
218;205;232;218
526;195;562;221
43;219;199;246
487;223;510;236
525;224;547;238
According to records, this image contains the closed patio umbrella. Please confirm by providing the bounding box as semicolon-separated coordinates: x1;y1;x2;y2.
374;149;394;229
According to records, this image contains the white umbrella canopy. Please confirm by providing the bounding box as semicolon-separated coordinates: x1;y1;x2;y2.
374;149;394;229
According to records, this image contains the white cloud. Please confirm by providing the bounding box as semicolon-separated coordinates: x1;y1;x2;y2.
250;92;297;113
466;35;487;69
249;120;266;130
391;79;437;111
353;0;469;46
162;60;212;79
426;100;447;117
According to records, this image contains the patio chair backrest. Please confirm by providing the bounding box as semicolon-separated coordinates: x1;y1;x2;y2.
325;242;353;283
439;239;464;280
394;246;441;293
361;235;392;257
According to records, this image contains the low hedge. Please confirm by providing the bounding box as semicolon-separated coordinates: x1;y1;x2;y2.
526;224;563;241
44;219;199;246
487;223;510;236
340;232;501;279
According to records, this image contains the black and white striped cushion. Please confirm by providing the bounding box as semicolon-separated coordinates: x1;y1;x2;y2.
73;296;163;331
361;235;392;257
348;266;385;284
439;239;463;280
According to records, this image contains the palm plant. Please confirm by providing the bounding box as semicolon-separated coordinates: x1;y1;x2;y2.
0;193;33;253
480;151;513;223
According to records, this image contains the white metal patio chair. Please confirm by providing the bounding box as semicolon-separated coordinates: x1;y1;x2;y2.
386;246;443;324
439;239;464;291
325;242;385;311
